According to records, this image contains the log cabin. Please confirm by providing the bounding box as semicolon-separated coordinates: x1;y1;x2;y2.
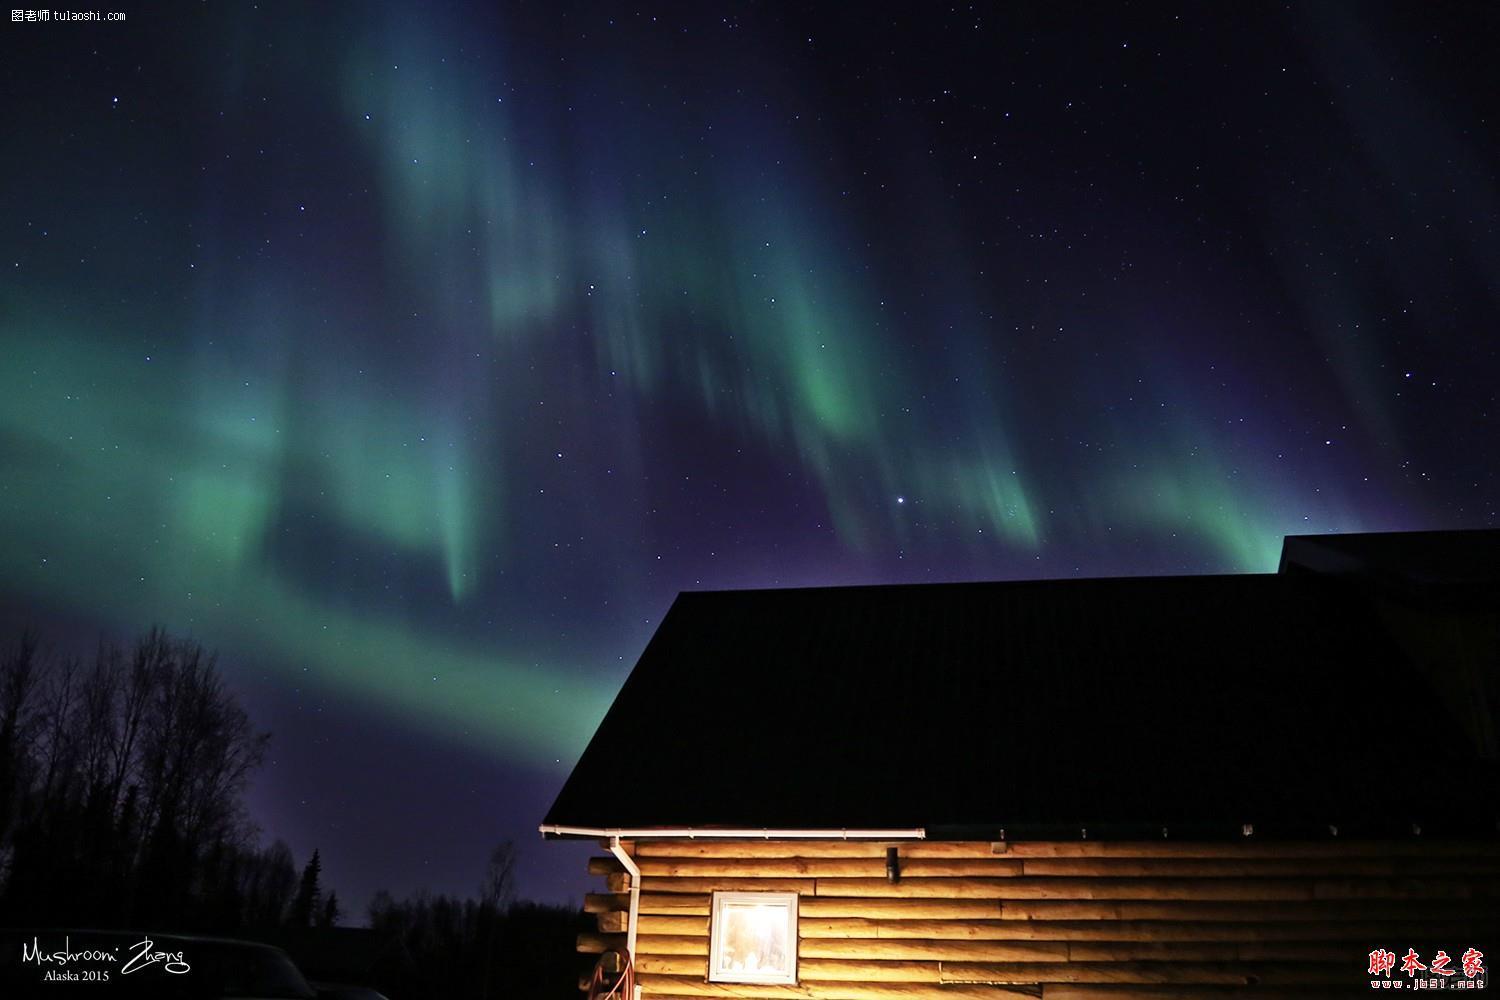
543;529;1499;999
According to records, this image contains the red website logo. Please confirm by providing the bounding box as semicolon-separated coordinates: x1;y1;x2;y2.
1369;948;1486;990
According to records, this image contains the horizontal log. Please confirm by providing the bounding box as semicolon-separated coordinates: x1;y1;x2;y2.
1312;876;1490;899
812;877;1317;900
639;914;709;936
633;840;1000;859
640;892;712;913
794;916;1500;944
577;932;625;954
636;935;712;957
1002;840;1500;859
1063;944;1239;963
1019;857;1500;877
636;956;949;983
590;856;626;875
634;955;707;977
643;876;816;894
802;895;1496;921
634;974;1040;999
940;962;1348;986
606;872;631;892
596;911;628;933
798;960;943;984
1231;942;1359;962
809;877;1311;901
944;962;1246;985
639;972;1384;1000
799;939;1068;963
639;858;1024;878
801;898;1003;920
1009;898;1499;921
801;875;1492;901
1040;989;1341;1000
585;892;630;913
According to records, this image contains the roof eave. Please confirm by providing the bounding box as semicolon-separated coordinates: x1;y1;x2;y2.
538;824;927;841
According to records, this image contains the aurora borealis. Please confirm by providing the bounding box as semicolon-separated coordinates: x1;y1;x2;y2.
2;3;1496;907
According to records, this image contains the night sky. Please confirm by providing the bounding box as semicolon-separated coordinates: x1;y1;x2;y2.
2;2;1497;914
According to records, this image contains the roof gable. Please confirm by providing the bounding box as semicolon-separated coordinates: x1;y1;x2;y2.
546;539;1499;838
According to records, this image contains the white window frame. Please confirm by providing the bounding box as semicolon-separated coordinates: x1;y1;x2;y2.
707;890;799;985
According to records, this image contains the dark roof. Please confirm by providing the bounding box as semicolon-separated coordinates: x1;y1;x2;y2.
546;538;1499;839
1280;528;1500;599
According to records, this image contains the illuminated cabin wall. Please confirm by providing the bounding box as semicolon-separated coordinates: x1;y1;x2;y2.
577;838;1499;998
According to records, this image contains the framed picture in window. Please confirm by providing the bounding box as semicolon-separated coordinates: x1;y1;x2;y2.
707;890;799;985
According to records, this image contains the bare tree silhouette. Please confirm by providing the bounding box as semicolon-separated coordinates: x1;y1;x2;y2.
0;627;278;929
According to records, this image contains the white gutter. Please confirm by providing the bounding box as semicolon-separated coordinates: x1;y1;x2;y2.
607;836;641;1000
539;825;927;839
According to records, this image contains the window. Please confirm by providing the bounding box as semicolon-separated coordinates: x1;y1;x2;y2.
707;890;799;985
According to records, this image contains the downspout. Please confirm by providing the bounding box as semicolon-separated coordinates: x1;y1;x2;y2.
608;836;642;1000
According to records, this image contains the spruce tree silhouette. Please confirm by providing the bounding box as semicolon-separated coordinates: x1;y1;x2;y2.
289;847;322;927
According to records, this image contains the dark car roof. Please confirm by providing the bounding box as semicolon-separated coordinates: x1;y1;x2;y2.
544;559;1499;839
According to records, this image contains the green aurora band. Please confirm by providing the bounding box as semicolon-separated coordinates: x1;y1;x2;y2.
0;7;1387;770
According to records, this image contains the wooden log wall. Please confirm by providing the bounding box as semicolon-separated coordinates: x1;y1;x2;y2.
578;839;1500;999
